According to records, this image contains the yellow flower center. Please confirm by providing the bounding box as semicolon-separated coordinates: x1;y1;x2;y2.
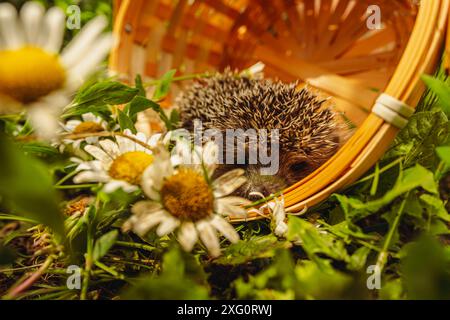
108;151;153;185
161;168;214;221
0;46;66;104
73;121;104;134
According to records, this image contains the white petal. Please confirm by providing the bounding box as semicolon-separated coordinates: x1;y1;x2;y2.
103;180;138;193
141;158;173;200
196;220;221;258
84;145;113;166
99;139;120;158
0;3;24;49
116;134;135;153
20;2;45;45
141;184;161;202
131;200;164;216
191;145;204;166
74;160;103;172
73;170;109;184
124;209;166;236
81;113;97;122
178;222;198;252
135;132;147;152
70;156;84;164
210;215;239;244
65;120;82;131
28;105;59;141
39;91;70;111
215;196;251;217
274;222;288;238
213;169;247;197
39;6;66;53
272;200;286;222
72;139;83;149
156;215;180;237
61;15;108;66
173;140;194;166
67;33;114;90
162;132;174;145
202;141;219;166
85;137;99;145
148;134;162;148
246;61;265;76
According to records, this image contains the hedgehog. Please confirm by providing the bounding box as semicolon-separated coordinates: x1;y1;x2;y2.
176;70;346;200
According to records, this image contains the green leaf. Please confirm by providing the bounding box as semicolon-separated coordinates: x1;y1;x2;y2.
234;249;301;300
125;95;173;130
162;246;185;279
288;217;350;268
135;74;146;97
214;235;291;265
0;136;64;235
153;69;176;101
123;276;209;300
321;220;379;241
117;109;137;134
170;109;180;126
65;81;139;117
122;247;210;300
235;249;360;300
127;96;160;119
74;81;139;106
436;146;450;166
422;75;450;116
294;260;356;299
93;230;118;262
347;246;371;271
62;104;110;118
419;194;450;222
335;165;438;223
19;142;60;158
385;111;449;169
401;235;450;299
379;278;405;300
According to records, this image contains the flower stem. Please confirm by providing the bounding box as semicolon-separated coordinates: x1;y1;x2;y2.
80;212;95;300
94;261;124;279
5;255;54;299
375;192;409;273
61;131;155;152
55;169;79;186
434;160;446;180
352;157;404;186
55;184;98;190
244;192;283;209
115;240;156;252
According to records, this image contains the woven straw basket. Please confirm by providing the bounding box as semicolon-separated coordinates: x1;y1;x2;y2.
110;0;450;221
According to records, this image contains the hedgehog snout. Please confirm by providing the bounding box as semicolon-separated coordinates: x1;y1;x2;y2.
241;165;288;199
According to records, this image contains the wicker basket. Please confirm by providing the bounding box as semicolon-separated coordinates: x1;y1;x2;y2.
110;0;450;221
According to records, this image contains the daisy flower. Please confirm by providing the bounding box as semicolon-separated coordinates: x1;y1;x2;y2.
123;140;252;258
268;197;288;237
0;2;113;139
61;112;108;149
72;129;160;193
248;192;308;238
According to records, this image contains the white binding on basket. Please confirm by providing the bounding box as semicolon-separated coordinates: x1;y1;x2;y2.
372;93;415;129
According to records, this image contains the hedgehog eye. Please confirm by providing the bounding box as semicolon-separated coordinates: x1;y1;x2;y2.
290;162;309;172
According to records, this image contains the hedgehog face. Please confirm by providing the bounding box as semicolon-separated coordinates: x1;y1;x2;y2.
177;71;344;198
